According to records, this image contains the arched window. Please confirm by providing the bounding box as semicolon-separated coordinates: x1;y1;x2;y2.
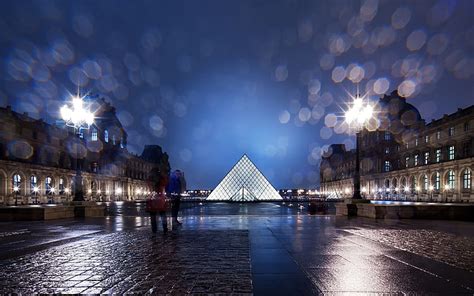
91;127;98;141
45;177;53;195
463;169;472;190
432;172;440;191
12;174;21;193
447;170;455;189
104;130;109;143
120;138;124;148
422;174;428;192
30;175;38;194
59;178;65;194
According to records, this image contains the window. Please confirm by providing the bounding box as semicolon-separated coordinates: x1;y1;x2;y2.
424;152;429;165
12;174;21;193
405;142;409;149
447;170;455;189
45;177;53;195
415;138;419;146
385;147;390;154
448;127;455;137
422;175;428;191
433;172;440;191
104;130;109;143
384;131;391;141
414;155;419;166
463;169;472;190
436;131;441;140
59;178;65;194
384;160;391;172
120;138;124;148
112;135;116;145
396;145;400;152
405;156;410;168
463;142;471;157
436;149;441;162
425;135;429;143
91;127;98;141
79;128;84;139
30;175;38;194
464;122;470;132
448;145;455;160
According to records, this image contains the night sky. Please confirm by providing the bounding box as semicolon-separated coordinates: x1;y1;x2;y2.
1;0;473;189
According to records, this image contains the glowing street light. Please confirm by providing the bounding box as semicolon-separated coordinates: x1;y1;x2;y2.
344;92;375;200
13;186;20;206
60;94;95;202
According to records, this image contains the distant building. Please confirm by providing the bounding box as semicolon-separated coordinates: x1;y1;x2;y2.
320;91;473;202
0;97;170;205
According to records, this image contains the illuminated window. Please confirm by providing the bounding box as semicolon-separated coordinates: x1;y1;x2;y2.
405;156;410;168
91;127;98;141
448;145;455;160
436;131;441;140
384;131;391;141
422;175;428;191
112;135;116;145
120;138;124;148
12;174;21;193
59;178;65;194
79;128;84;139
385;147;389;154
448;127;455;137
104;130;109;143
414;155;418;166
45;177;53;195
415;138;419;146
463;169;472;190
433;172;440;191
436;149;441;162
384;160;391;172
425;135;429;143
30;175;38;194
447;170;455;189
424;152;429;165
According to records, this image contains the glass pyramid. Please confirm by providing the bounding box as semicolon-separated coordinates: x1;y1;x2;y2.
207;154;282;201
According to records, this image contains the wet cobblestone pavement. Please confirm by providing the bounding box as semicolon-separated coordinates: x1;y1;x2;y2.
347;228;474;272
0;202;473;295
0;229;251;294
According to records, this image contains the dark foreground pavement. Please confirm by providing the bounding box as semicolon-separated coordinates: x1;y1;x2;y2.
0;202;473;295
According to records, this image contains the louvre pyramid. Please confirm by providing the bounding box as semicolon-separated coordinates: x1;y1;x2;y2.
207;154;282;201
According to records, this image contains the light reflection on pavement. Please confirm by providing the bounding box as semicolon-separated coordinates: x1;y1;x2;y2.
0;202;472;294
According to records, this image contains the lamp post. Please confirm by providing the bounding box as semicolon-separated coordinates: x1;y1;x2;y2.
60;95;94;202
429;185;434;202
32;186;39;204
344;94;375;199
13;186;19;206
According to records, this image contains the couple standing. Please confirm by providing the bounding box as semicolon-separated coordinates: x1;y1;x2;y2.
148;169;186;234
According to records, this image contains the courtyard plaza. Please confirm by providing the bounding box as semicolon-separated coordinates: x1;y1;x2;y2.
0;202;473;295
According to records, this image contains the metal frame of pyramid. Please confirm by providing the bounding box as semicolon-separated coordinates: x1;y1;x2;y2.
207;154;282;201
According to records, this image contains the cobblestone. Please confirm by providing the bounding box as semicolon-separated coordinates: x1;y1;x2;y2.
0;229;252;294
347;228;474;272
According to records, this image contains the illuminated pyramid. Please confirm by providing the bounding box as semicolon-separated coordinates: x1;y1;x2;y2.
207;154;282;201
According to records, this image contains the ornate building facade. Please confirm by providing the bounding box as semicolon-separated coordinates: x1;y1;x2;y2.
320;91;473;202
0;97;170;205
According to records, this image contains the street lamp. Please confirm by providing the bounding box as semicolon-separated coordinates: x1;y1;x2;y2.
32;186;39;204
60;94;95;202
344;94;375;199
13;186;19;206
429;185;434;202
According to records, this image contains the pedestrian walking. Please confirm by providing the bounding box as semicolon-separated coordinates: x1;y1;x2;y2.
166;170;186;226
146;169;168;234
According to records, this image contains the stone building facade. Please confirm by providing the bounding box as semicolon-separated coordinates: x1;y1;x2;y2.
0;97;170;205
320;91;473;202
